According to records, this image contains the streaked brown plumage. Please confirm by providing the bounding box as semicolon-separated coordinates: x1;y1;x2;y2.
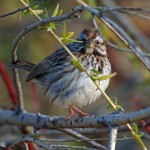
12;28;111;118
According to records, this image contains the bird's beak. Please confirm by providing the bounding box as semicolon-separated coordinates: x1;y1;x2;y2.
86;39;94;48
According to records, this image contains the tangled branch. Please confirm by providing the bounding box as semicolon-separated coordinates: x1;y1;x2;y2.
11;6;150;71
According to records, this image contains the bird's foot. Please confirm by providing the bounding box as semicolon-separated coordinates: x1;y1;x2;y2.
65;106;78;120
70;105;91;116
65;105;92;120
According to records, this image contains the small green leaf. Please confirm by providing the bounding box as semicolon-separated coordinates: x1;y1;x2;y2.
94;72;117;81
60;38;82;44
64;32;74;39
32;9;44;15
52;3;59;17
44;8;49;18
24;0;29;5
57;9;63;16
115;105;122;110
86;0;97;6
48;22;56;30
71;59;80;68
133;123;139;134
71;59;86;72
67;39;83;43
60;38;71;43
32;4;39;10
21;9;29;16
62;21;67;37
91;69;99;77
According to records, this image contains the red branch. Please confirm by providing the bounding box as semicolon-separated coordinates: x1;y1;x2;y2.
27;142;37;150
29;82;40;112
0;60;17;107
141;120;150;134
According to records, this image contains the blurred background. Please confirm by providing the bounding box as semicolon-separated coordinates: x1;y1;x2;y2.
0;0;150;149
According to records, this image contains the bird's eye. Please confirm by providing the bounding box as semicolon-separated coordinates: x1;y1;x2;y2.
95;40;100;45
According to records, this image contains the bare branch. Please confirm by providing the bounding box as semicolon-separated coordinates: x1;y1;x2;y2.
97;7;150;14
12;69;24;110
0;107;149;129
116;10;150;21
0;2;44;19
11;6;150;71
102;0;150;52
60;128;107;150
100;15;150;70
10;136;97;150
106;42;150;57
108;126;118;150
32;137;134;142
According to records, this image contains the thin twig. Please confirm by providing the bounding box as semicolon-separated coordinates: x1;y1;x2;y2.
117;10;150;21
39;136;133;142
106;41;150;57
31;125;129;137
10;1;44;111
91;10;150;58
60;128;108;150
97;7;150;14
9;136;52;149
9;136;96;150
102;0;150;52
12;69;24;110
51;145;97;150
100;15;150;70
92;16;100;31
10;136;96;150
0;2;43;18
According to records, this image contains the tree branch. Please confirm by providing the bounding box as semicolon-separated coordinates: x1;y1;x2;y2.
102;1;150;52
0;2;43;18
108;126;118;150
59;128;107;150
0;107;149;129
11;6;150;72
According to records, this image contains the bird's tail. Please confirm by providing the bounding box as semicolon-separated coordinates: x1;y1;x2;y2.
5;60;36;72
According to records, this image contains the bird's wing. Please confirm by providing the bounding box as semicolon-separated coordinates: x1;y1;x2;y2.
26;48;68;82
26;42;85;82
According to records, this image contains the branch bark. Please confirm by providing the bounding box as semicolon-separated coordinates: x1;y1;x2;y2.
0;107;149;129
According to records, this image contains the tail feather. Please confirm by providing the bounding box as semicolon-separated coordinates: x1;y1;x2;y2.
5;60;36;72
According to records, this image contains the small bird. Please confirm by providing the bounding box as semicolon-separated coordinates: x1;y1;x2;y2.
11;28;111;118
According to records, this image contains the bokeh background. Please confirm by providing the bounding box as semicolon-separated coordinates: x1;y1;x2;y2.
0;0;150;149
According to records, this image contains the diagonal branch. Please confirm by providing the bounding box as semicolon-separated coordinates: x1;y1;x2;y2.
100;16;150;71
101;0;150;52
60;128;108;149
